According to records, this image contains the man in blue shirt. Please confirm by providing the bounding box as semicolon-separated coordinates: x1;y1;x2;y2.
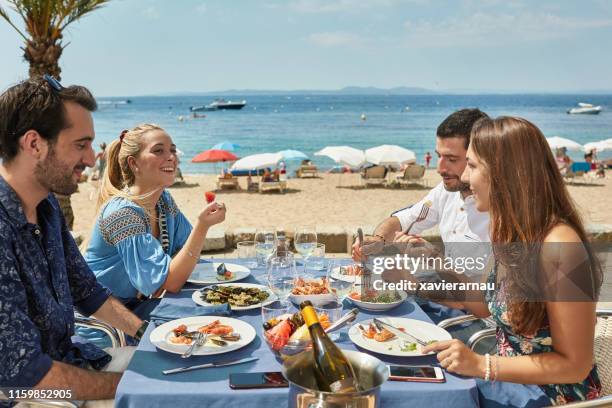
0;76;146;404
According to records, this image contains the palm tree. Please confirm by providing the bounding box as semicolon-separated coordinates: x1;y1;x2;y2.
0;0;110;80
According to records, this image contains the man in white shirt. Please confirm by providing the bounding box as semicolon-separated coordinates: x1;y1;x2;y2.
353;108;490;258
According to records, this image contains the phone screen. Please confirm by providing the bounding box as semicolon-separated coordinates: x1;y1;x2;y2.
389;366;441;379
229;372;289;389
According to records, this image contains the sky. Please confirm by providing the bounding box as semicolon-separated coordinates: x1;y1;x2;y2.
1;0;612;96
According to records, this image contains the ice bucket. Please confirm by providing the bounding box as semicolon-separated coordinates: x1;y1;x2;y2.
282;350;389;408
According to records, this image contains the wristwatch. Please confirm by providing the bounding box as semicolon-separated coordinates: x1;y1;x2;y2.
134;320;149;341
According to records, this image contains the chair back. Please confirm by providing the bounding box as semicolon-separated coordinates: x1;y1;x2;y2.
403;164;425;180
595;313;612;396
364;165;386;179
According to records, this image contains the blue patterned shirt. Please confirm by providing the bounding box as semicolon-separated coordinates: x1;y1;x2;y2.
0;176;112;390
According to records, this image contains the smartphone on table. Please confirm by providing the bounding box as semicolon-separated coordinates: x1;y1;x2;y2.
388;365;445;383
229;372;289;389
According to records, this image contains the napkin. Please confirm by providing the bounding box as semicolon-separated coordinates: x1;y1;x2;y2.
150;300;231;324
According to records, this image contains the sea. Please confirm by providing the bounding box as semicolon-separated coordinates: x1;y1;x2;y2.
93;94;612;175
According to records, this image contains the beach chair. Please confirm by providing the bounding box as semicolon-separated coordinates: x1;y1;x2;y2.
296;164;319;178
259;180;286;193
439;309;612;406
216;175;240;190
361;165;388;187
397;164;427;188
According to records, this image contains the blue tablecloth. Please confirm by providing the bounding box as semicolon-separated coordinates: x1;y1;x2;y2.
115;260;479;408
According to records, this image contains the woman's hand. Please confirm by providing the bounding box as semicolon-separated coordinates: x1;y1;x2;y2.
422;339;487;378
198;202;226;227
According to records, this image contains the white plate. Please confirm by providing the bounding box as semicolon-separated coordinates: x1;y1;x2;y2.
150;316;256;356
348;317;451;357
346;290;407;312
192;283;276;311
330;266;362;285
187;262;251;285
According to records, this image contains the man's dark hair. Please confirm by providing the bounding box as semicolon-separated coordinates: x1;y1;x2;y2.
0;77;97;162
436;108;489;149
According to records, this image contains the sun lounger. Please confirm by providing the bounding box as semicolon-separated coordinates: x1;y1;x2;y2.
296;164;318;178
397;164;427;187
216;176;240;190
259;180;287;193
361;165;388;187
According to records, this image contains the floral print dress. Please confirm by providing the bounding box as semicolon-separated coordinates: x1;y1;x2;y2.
485;263;601;405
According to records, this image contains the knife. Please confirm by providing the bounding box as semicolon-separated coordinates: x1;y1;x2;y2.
372;318;428;347
163;356;259;375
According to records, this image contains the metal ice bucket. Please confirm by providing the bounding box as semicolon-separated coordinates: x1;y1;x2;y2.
282;350;389;408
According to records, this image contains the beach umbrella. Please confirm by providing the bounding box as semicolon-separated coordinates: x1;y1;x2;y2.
314;146;366;168
231;153;282;170
277;149;308;161
546;136;583;151
365;144;416;166
584;140;612;153
212;141;241;151
191;149;239;163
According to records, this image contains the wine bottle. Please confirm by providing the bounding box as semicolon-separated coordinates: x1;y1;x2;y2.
300;301;359;393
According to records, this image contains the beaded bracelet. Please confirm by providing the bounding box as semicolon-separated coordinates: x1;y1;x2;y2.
484;353;491;381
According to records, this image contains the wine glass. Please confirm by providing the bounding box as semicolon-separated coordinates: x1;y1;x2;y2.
327;260;356;300
255;227;277;266
294;226;317;269
266;255;297;301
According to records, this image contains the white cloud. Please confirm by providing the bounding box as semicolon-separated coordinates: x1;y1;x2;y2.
143;6;160;20
306;31;365;47
196;3;208;14
402;12;612;48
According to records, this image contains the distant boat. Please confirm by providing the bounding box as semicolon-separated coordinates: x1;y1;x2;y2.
567;102;602;115
190;99;247;112
98;99;132;105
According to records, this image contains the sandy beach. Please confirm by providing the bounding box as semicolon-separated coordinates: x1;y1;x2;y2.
72;169;612;239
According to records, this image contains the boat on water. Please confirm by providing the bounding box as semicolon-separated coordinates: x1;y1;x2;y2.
567;102;602;115
190;99;247;112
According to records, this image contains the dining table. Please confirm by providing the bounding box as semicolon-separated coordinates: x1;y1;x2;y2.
114;258;479;408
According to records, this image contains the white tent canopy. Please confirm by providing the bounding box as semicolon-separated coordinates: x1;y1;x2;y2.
546;136;583;152
314;146;366;168
231;153;282;170
365;145;416;166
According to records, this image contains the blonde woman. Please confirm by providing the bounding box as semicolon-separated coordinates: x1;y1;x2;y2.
80;124;225;344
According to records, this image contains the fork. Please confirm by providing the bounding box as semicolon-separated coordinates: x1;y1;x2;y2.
181;332;206;358
404;201;431;234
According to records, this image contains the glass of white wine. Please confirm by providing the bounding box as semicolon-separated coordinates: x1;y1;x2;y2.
255;227;276;266
294;226;317;271
266;255;297;301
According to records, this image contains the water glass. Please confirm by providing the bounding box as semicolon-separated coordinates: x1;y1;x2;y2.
306;243;326;271
294;226;317;269
237;241;258;268
266;255;297;300
262;300;291;328
327;260;356;299
315;300;344;341
255;227;277;265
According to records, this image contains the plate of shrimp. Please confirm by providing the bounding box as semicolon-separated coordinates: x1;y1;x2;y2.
348;318;451;357
150;316;256;356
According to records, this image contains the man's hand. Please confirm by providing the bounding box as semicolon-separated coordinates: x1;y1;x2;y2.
351;235;385;262
392;233;441;259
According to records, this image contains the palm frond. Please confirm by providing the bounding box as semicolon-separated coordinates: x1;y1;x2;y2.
0;4;28;39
